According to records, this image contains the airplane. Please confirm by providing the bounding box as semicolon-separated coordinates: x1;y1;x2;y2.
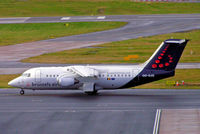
8;39;188;95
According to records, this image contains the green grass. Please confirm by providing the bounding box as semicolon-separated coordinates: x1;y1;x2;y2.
22;29;200;63
0;74;20;88
0;70;199;89
0;0;200;17
0;22;126;46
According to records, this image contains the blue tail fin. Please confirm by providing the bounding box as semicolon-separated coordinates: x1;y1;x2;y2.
144;39;189;71
120;39;188;88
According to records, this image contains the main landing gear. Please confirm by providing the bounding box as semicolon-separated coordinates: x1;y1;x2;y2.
85;90;98;95
20;89;24;95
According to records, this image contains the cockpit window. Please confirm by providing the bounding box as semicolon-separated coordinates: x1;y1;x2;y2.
22;73;31;77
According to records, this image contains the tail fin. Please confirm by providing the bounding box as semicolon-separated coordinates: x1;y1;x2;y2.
143;39;189;71
120;39;188;88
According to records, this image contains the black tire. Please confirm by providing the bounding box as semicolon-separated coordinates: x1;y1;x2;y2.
85;90;98;95
20;90;24;95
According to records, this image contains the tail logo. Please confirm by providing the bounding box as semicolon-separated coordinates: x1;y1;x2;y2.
151;44;174;69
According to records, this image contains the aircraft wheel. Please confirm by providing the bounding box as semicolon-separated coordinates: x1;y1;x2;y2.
20;89;24;95
85;90;98;95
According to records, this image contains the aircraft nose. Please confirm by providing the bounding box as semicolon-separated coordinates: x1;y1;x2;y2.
8;78;21;87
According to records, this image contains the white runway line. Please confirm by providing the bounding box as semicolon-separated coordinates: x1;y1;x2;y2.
153;109;162;134
78;17;97;19
0;17;30;23
60;17;71;20
0;17;30;20
97;16;106;19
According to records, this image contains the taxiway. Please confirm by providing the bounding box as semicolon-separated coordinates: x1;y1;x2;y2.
0;89;200;134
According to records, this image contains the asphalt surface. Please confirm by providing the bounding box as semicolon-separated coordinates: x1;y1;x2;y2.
0;88;200;134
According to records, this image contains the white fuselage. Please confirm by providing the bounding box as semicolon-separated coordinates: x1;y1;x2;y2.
9;65;143;90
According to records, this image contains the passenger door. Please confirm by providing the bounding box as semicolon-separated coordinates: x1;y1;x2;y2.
35;70;41;83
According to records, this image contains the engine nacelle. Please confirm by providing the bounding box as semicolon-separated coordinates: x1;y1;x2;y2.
57;77;74;87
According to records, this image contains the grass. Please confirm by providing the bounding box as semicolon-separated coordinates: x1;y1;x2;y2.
22;29;200;63
0;0;200;17
0;69;199;89
0;74;20;88
0;22;126;46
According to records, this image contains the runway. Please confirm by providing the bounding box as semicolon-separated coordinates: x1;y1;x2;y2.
0;88;200;134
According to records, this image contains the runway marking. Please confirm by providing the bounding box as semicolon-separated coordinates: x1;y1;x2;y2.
64;110;76;112
0;17;30;23
153;109;161;134
143;21;154;26
0;17;30;20
97;16;106;19
60;17;71;20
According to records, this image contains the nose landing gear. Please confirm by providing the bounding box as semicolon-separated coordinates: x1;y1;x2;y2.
20;89;24;95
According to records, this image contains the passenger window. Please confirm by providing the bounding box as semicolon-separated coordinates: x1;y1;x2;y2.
46;75;48;77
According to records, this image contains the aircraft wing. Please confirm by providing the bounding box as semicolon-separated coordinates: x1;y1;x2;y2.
69;66;99;77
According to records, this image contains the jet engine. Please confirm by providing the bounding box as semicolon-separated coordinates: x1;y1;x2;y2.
57;77;75;87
